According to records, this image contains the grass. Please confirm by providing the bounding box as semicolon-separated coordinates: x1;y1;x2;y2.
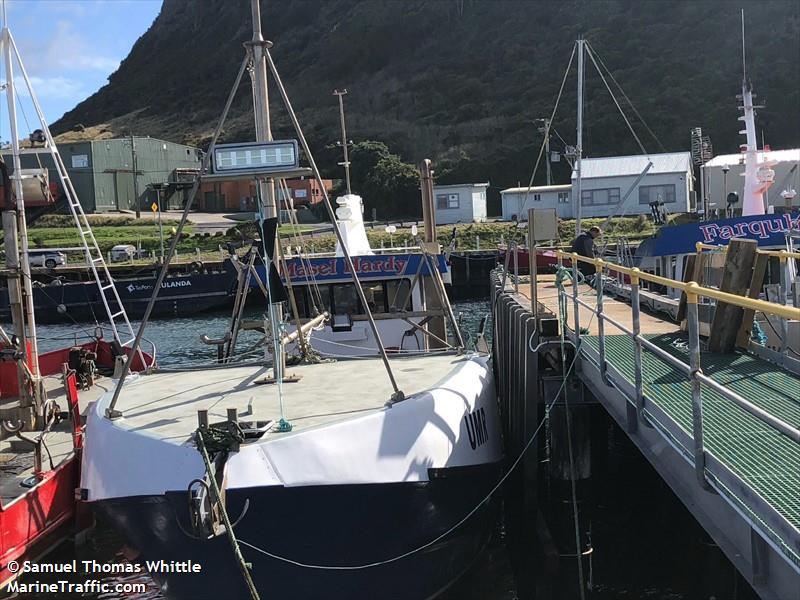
1;214;668;264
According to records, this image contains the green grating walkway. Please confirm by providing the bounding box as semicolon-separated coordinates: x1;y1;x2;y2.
583;333;800;562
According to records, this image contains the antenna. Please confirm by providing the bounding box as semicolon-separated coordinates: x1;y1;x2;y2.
741;9;747;84
333;88;352;195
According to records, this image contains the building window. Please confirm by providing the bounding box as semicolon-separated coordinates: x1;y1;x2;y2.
558;192;570;204
639;184;676;204
436;193;459;210
533;193;541;202
581;188;620;206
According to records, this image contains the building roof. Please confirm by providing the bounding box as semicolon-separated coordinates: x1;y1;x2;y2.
501;184;571;194
703;148;800;168
433;182;490;189
571;152;692;179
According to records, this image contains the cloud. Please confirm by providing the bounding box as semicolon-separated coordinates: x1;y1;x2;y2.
26;76;86;101
17;20;121;77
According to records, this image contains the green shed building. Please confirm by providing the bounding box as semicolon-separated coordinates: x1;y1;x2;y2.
4;137;201;213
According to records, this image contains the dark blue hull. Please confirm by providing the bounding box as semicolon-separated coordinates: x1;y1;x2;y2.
94;463;501;600
0;268;237;323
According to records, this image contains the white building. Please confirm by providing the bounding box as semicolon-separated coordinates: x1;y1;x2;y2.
501;152;695;221
500;184;571;220
703;148;800;213
432;182;488;225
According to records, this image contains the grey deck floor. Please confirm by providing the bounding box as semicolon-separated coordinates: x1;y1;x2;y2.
109;353;470;445
0;374;112;502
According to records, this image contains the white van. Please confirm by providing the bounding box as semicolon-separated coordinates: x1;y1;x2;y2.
110;244;136;262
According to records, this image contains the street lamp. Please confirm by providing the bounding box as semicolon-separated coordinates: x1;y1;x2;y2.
721;164;730;220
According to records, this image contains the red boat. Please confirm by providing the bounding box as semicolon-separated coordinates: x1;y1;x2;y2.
498;245;571;274
0;338;152;590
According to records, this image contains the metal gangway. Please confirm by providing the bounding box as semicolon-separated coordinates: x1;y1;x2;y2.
543;249;800;600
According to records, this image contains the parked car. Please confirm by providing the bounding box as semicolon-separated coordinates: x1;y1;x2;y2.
110;244;136;262
28;249;66;269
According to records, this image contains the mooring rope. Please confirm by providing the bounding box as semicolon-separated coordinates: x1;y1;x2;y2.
195;425;260;599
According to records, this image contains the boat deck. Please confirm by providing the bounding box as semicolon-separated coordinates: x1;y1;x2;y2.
107;353;470;445
0;375;111;502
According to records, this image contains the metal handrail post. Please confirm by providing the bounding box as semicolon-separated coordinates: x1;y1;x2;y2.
630;268;645;430
571;253;582;342
686;282;709;489
595;259;608;384
779;255;789;364
513;244;519;293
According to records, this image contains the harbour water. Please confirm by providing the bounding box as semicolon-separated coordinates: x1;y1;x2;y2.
19;300;754;599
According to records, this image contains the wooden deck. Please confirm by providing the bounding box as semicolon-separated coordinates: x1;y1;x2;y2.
515;275;678;336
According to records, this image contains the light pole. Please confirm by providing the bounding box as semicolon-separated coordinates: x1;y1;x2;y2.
535;117;552;185
722;164;730;219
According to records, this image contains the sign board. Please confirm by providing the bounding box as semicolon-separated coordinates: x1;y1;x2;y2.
212;140;299;174
151;202;158;213
71;154;89;168
638;212;800;257
253;253;448;286
528;208;558;242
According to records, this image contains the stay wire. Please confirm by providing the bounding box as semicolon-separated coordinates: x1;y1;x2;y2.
585;40;667;154
584;43;647;156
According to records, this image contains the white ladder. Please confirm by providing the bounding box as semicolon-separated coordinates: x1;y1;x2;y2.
7;30;143;363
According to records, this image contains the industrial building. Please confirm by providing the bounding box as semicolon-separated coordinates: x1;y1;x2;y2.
4;136;201;213
500;151;694;220
702;148;799;214
197;176;333;212
432;182;488;225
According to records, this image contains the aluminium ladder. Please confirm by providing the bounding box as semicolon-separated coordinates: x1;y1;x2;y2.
6;30;144;366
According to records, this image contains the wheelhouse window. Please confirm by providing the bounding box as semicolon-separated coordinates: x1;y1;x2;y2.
286;279;413;319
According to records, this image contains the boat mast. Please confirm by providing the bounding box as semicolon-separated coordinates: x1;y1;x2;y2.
333;89;352;195
575;37;585;235
739;10;767;217
248;0;286;376
1;1;42;408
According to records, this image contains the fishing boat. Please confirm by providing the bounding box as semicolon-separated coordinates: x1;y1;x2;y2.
0;258;238;324
0;5;153;589
80;2;502;599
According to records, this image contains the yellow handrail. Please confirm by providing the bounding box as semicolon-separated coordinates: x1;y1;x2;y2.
555;250;800;321
695;242;800;261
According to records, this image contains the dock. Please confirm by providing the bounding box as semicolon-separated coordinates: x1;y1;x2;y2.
492;252;800;600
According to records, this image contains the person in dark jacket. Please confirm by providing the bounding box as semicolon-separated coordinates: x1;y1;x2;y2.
570;226;601;277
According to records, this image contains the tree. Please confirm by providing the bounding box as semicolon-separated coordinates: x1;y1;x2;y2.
348;141;420;220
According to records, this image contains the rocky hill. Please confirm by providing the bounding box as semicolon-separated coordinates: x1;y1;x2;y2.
53;0;800;196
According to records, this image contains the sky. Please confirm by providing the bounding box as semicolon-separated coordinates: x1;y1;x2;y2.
5;0;162;127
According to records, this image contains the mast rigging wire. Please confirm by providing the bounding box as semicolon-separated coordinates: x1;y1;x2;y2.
519;42;577;217
584;40;667;154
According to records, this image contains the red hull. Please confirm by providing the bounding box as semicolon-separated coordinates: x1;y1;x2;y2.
0;458;79;589
0;340;152;590
499;247;568;272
